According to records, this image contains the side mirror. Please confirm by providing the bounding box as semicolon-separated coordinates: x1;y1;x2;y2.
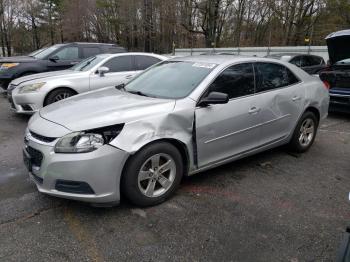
198;91;229;107
49;55;59;62
97;66;109;76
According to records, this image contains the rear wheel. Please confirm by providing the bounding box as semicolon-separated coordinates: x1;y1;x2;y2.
122;142;183;206
44;88;76;106
289;111;318;153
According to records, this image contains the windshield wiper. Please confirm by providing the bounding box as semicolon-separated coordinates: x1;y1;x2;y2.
127;90;152;97
115;83;125;90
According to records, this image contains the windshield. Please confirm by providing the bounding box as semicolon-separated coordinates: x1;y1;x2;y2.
28;47;47;57
70;56;105;71
125;61;216;99
335;58;350;65
32;44;65;59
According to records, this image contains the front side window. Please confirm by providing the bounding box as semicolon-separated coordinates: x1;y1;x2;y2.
208;63;255;99
102;56;133;72
54;47;79;60
125;61;216;99
135;56;161;70
254;62;299;92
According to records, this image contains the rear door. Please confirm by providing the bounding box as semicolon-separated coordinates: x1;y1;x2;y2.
88;55;136;90
134;55;162;75
253;62;304;145
195;63;263;167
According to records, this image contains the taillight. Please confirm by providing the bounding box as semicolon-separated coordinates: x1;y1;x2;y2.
322;80;330;90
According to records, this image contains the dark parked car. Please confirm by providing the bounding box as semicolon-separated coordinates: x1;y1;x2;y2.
0;42;126;90
319;29;350;113
266;53;326;74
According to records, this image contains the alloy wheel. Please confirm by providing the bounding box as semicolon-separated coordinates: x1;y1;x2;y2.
137;153;176;198
298;118;315;147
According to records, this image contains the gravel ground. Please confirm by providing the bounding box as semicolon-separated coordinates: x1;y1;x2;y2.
0;94;349;262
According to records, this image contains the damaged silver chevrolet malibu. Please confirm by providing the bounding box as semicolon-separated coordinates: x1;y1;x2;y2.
23;55;329;206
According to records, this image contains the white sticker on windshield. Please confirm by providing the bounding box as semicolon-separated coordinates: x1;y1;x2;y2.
192;63;216;69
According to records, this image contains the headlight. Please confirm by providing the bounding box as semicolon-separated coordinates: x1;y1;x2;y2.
19;82;46;93
54;124;124;153
1;63;19;69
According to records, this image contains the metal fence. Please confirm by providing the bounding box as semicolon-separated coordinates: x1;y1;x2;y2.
175;46;329;61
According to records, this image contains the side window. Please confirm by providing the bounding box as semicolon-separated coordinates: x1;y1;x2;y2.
135;56;161;70
290;56;301;67
108;47;124;53
208;63;255;99
102;56;133;72
54;47;79;60
308;56;323;65
255;62;299;92
82;47;100;58
300;56;311;67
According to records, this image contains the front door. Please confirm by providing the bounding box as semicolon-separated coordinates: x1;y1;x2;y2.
195;63;262;167
46;46;80;71
89;55;136;91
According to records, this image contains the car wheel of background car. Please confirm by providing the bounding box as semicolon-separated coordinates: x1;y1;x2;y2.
44;88;76;106
121;142;184;206
289;111;318;153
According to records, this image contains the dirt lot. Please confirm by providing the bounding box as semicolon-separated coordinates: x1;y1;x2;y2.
0;94;349;262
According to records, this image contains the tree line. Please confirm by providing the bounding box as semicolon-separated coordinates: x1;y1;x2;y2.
0;0;349;56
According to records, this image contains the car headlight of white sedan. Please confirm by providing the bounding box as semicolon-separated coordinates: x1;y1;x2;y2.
54;124;124;153
19;82;46;93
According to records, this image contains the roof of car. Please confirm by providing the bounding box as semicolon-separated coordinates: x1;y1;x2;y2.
171;55;256;64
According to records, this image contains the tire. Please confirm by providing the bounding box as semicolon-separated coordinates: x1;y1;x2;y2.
121;142;184;207
289;111;318;153
44;88;76;106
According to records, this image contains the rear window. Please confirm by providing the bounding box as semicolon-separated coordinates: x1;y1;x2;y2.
254;62;300;92
82;47;100;58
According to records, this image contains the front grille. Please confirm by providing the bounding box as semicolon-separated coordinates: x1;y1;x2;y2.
30;131;57;143
27;146;43;167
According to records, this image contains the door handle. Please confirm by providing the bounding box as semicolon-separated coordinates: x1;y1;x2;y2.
292;96;301;101
70;61;79;65
248;107;260;114
125;75;134;79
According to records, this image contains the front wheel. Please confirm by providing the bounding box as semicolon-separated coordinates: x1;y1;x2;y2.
44;88;76;106
289;111;318;153
121;142;184;206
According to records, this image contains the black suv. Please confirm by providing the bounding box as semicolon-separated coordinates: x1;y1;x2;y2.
0;42;126;90
266;53;326;74
319;29;350;113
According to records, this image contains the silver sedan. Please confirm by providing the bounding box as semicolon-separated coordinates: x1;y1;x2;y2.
7;52;167;114
24;55;329;206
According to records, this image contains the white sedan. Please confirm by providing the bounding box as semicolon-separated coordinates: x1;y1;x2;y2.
7;52;167;114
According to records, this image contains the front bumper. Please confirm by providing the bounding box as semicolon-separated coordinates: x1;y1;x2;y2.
24;133;129;204
8;85;45;114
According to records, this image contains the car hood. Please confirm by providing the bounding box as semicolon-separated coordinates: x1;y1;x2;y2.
0;56;37;63
326;30;350;64
11;70;83;86
39;87;176;131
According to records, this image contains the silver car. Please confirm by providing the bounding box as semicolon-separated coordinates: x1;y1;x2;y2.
23;56;329;206
7;52;167;114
